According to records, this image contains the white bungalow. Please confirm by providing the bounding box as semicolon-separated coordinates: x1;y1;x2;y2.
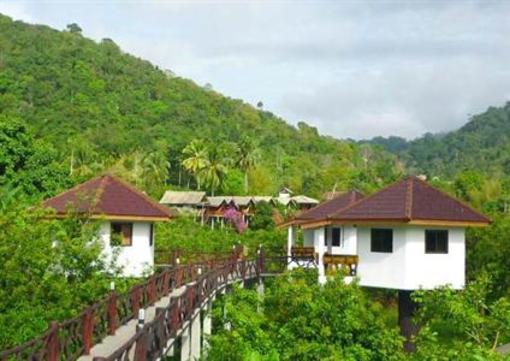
43;175;172;277
283;176;490;289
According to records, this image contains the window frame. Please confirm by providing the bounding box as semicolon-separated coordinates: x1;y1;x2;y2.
370;228;393;253
111;222;133;247
425;229;449;254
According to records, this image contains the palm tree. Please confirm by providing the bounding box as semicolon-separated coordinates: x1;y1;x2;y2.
181;139;208;189
199;145;228;196
235;137;260;194
202;158;226;196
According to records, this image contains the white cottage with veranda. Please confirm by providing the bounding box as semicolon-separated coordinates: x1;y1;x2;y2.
43;175;172;277
284;176;490;288
282;176;490;349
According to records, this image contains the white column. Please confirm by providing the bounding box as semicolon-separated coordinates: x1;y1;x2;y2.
181;324;191;361
190;311;201;360
287;226;294;261
326;226;333;255
202;301;212;356
314;228;326;284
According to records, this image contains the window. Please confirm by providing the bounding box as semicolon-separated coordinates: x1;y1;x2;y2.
332;228;341;247
111;223;133;246
425;230;448;254
149;224;154;247
371;228;393;253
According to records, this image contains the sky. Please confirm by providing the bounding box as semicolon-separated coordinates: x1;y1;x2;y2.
1;1;509;140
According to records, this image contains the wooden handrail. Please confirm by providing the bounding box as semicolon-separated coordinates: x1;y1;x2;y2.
0;246;248;361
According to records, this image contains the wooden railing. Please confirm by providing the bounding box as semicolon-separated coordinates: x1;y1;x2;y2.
291;246;316;259
0;246;318;361
92;257;264;361
323;254;358;276
0;247;246;361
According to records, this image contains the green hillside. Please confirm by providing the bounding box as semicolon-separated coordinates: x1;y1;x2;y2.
363;103;510;178
0;14;400;199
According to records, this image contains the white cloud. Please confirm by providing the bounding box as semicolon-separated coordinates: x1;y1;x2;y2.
1;1;509;140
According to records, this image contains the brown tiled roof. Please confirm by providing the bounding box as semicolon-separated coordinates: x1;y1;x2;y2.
294;190;365;221
43;175;172;221
329;176;490;224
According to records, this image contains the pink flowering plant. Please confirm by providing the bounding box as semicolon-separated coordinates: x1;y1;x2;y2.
223;206;248;234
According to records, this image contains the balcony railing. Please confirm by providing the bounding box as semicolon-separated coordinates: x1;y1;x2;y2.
323;254;358;276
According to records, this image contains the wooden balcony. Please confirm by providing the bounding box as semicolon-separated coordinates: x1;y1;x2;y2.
323;254;358;276
291;246;316;259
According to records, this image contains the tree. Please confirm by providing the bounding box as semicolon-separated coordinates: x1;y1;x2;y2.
181;139;208;190
66;23;82;34
235;137;260;194
201;150;227;196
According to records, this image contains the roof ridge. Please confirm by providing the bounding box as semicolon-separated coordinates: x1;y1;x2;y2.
107;175;172;217
412;176;491;223
42;175;103;207
405;176;413;219
294;190;359;220
328;179;404;219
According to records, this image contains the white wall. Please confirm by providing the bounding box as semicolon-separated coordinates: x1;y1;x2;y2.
326;225;358;255
357;226;465;290
98;221;154;277
404;227;465;290
357;226;408;289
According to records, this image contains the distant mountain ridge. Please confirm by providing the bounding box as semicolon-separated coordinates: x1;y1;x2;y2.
362;103;510;177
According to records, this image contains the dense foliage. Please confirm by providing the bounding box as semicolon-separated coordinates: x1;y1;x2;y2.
1;12;510;360
209;272;404;361
0;14;401;199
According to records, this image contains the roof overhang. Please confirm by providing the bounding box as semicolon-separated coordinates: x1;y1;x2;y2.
48;213;172;222
296;217;490;230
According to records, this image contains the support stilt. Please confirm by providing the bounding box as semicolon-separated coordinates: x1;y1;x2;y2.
180;325;191;361
202;301;212;357
398;290;418;352
190;311;201;360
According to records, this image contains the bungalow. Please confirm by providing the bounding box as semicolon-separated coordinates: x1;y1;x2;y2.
284;176;490;289
159;191;206;214
43;175;172;277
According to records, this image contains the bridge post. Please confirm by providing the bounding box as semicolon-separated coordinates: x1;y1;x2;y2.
181;324;191;361
190;310;201;360
202;300;212;357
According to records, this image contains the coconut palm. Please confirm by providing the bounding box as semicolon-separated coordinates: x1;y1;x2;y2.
181;139;208;189
235;137;260;194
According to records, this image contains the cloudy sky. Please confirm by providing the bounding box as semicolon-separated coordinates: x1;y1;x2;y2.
1;1;509;140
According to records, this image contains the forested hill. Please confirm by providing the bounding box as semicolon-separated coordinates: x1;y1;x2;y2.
363;103;510;178
0;14;399;198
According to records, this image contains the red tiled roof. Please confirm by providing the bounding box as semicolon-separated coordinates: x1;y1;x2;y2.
293;190;365;221
329;176;490;224
43;175;172;221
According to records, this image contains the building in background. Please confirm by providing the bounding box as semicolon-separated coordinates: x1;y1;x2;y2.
159;188;319;228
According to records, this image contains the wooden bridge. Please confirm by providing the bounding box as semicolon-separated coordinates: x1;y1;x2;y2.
0;248;307;361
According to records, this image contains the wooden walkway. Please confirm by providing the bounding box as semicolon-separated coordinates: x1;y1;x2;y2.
77;286;187;361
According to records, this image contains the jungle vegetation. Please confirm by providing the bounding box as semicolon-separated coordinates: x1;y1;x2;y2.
1;13;510;359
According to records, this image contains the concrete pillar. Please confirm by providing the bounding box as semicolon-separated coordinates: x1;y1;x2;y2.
314;228;326;284
190;311;201;360
181;325;191;361
167;344;174;357
287;226;294;270
257;278;264;313
202;301;212;356
399;290;419;352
